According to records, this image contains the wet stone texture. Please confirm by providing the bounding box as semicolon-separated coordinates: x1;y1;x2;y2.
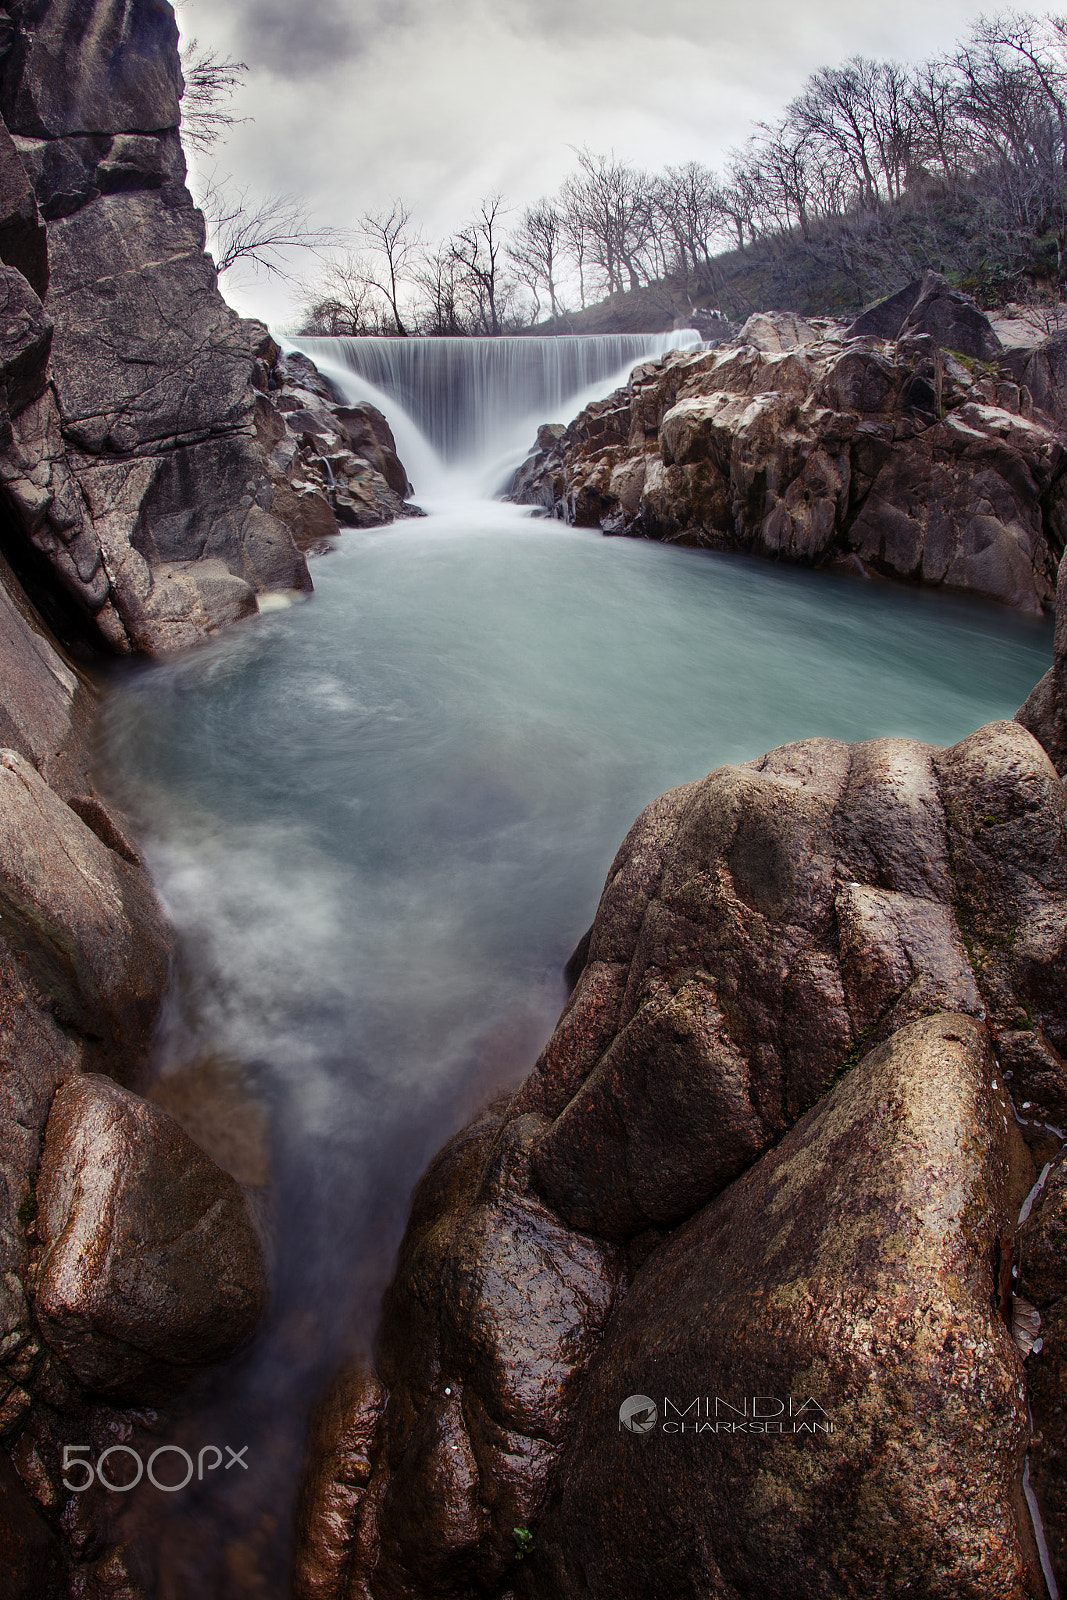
1016;1154;1067;1586
526;1014;1036;1600
296;715;1067;1598
509;275;1067;616
32;1074;267;1403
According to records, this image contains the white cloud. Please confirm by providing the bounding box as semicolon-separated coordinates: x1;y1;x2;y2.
172;0;999;328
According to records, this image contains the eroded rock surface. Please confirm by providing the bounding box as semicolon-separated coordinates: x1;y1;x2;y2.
509;276;1065;613
0;0;414;659
297;716;1067;1598
531;1015;1036;1600
0;561;174;1448
32;1074;266;1401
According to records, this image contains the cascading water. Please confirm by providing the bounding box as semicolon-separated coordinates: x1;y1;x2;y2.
289;331;701;494
94;331;1055;1598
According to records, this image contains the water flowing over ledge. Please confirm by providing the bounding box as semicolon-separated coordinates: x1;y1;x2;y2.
289;332;701;491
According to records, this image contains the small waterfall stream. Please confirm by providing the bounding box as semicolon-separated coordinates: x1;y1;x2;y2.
289;331;701;493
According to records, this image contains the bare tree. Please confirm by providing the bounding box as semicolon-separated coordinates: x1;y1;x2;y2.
411;245;466;334
508;199;565;320
559;176;591;308
908;58;969;186
449;196;511;335
179;39;248;153
715;153;765;250
565;149;657;295
298;251;389;335
359;201;421;336
652;162;726;283
199;175;340;280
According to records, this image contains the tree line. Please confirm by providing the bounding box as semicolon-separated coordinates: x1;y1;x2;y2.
183;12;1067;335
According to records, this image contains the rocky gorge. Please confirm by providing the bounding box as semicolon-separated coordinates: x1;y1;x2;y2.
0;4;1065;1600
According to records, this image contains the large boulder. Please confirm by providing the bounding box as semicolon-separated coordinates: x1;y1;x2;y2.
0;579;171;1433
509;293;1058;612
295;719;1067;1597
33;1074;267;1401
529;1015;1036;1600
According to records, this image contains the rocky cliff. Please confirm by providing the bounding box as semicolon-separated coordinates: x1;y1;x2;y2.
509;274;1067;615
0;0;413;659
294;622;1067;1594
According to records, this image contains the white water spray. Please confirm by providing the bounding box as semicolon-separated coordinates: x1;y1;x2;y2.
286;331;700;500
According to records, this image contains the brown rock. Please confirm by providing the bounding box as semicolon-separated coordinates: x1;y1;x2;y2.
294;1364;387;1600
1014;1154;1067;1592
509;307;1059;612
529;1015;1037;1600
0;748;168;1070
298;715;1067;1599
0;1449;64;1597
34;1074;267;1401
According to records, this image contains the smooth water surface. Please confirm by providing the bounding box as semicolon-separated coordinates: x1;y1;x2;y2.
98;503;1053;1594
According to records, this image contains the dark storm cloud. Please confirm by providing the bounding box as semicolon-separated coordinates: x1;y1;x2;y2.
224;0;410;79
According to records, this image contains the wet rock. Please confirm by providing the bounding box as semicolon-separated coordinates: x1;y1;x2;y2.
295;1105;623;1597
1014;1154;1067;1592
0;748;168;1070
33;1074;267;1401
0;561;172;1431
294;1364;387;1600
254;366;419;546
528;724;1058;1242
0;1449;64;1597
510;285;1056;612
334;403;410;498
529;1015;1036;1600
298;714;1067;1596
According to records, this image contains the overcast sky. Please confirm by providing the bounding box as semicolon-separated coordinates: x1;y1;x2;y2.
170;0;1001;330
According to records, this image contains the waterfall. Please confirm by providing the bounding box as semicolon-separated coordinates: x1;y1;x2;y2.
287;332;701;494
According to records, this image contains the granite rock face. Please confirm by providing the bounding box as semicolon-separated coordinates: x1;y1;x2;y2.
509;280;1065;614
296;717;1067;1598
0;0;414;659
0;528;177;1445
532;1015;1036;1600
